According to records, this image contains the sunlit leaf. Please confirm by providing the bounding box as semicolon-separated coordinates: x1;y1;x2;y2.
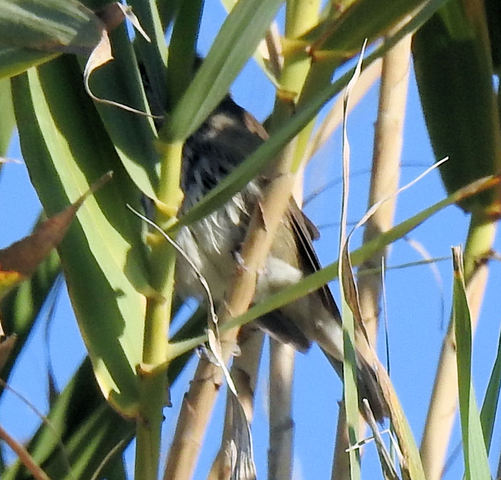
452;246;491;479
0;0;104;78
12;56;150;415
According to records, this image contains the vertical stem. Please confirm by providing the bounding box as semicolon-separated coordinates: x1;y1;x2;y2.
331;404;349;480
269;0;319;139
164;359;223;480
331;30;411;479
158;141;184;215
135;138;184;478
358;32;411;345
267;153;304;480
208;326;264;478
135;240;175;480
268;340;295;480
163;171;298;480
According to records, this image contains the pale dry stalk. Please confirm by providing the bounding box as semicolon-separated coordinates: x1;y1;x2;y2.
208;325;264;479
265;170;305;480
163;169;298;480
331;32;412;479
358;32;411;348
303;59;382;164
268;339;295;480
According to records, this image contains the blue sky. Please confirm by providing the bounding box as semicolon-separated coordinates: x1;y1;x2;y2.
2;3;501;479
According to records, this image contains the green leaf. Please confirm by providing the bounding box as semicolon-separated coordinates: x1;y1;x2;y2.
79;24;160;200
413;0;501;212
340;260;361;479
128;0;168;113
0;0;102;50
2;359;133;480
480;327;501;452
0;78;15;156
163;0;284;142
303;0;446;52
0;0;104;78
12;56;150;415
166;0;204;106
452;246;491;480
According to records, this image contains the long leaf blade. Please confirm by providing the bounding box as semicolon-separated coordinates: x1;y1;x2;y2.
164;0;284;141
452;246;491;480
12;57;150;415
0;0;103;78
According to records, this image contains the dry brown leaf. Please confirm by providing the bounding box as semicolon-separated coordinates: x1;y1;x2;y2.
0;335;17;371
0;172;112;302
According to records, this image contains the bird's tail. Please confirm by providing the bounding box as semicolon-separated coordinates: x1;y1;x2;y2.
356;355;388;422
325;351;388;422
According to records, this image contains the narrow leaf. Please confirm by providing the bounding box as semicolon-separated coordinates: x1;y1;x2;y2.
452;246;491;479
12;57;150;415
413;0;501;212
480;327;501;452
79;24;160;200
0;0;104;78
164;0;284;141
2;359;133;480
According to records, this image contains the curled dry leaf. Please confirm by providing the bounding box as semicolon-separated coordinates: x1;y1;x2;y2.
84;2;157;117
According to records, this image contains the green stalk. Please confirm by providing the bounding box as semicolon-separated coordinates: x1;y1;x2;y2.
157;141;185;219
134;137;184;480
270;0;319;131
463;208;496;281
135;241;173;480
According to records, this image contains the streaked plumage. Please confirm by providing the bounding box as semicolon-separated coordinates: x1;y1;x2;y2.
176;95;387;421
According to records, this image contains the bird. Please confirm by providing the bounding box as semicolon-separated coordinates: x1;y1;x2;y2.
174;94;388;422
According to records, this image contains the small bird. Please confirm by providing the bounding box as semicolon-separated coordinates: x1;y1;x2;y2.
175;94;388;421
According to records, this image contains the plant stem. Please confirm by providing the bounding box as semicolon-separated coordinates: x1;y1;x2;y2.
208;326;264;478
135;137;184;479
268;340;295;480
332;30;411;479
0;424;50;480
158;141;184;218
135;240;174;480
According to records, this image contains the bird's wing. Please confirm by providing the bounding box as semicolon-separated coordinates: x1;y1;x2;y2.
286;200;341;321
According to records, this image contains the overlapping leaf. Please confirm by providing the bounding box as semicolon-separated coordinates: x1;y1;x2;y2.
0;0;103;78
12;56;150;415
